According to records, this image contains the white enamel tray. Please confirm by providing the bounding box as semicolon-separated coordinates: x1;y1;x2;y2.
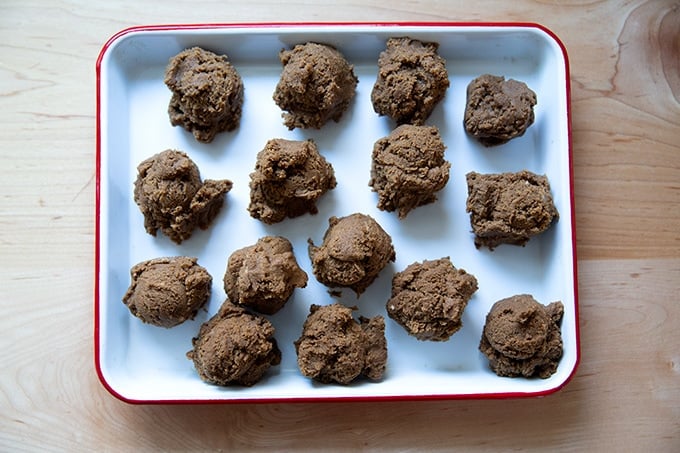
96;23;579;403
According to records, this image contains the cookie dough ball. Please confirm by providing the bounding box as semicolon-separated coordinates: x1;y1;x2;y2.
134;149;232;244
463;74;537;146
122;256;212;328
479;295;564;378
294;303;387;384
386;258;478;341
248;138;336;224
273;42;358;129
164;47;244;143
465;170;559;250
371;37;449;125
369;124;450;218
308;213;395;295
187;300;281;387
224;236;308;315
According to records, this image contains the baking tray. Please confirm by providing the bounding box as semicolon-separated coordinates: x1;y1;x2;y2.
95;23;578;403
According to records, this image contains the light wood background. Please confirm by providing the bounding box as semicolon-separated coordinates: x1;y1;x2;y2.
2;0;678;450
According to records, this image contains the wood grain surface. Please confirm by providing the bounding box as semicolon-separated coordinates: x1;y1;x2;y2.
1;0;678;451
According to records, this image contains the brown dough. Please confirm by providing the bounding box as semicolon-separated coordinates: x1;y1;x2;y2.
273;42;358;129
371;37;449;125
294;303;387;384
479;294;564;378
308;213;395;295
224;236;308;315
463;74;537;146
133;149;232;244
369;124;450;218
122;256;212;328
248;138;336;224
465;170;559;250
165;47;244;143
386;257;478;341
187;300;281;387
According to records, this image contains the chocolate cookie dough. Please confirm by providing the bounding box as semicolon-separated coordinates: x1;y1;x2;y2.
248;138;336;224
122;256;212;328
463;74;537;146
187;300;281;387
308;213;395;295
369;124;450;218
479;294;564;378
273;42;358;129
294;303;387;384
164;47;244;143
371;37;449;125
465;170;559;250
134;149;232;244
224;236;308;315
386;258;478;341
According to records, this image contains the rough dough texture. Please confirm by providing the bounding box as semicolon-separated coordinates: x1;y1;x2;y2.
386;258;478;341
248;138;336;224
463;74;537;146
294;303;387;384
308;213;395;295
187;300;281;387
369;124;450;218
134;149;232;244
122;256;212;328
224;236;308;315
273;42;358;129
479;294;564;378
465;170;559;250
371;37;449;125
165;47;244;143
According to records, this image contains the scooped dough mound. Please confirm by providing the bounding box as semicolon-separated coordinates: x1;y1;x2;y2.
308;213;395;295
479;294;564;378
248;138;336;224
371;37;449;125
273;42;358;129
122;256;212;328
165;46;244;143
294;303;387;384
386;257;478;341
187;300;281;387
369;124;450;218
463;74;537;146
465;170;559;250
224;236;308;315
133;149;232;244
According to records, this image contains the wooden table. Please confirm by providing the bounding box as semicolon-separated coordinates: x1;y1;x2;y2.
2;1;678;450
